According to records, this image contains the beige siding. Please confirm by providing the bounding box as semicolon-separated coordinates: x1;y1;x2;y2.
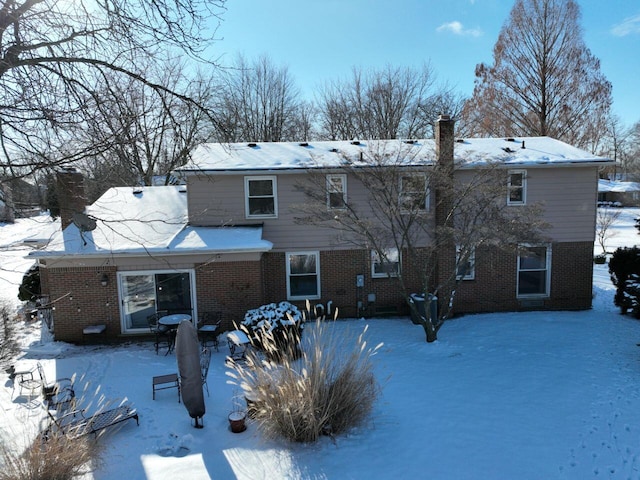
186;164;598;250
187;172;425;251
526;166;597;242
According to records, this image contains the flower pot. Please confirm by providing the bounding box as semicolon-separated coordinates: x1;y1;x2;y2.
228;411;247;433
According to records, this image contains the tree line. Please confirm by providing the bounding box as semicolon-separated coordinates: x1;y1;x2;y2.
0;0;638;210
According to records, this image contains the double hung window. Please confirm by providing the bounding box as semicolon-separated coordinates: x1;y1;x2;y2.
399;175;428;212
371;248;400;278
507;170;526;205
245;176;277;218
517;245;550;297
286;252;320;300
327;174;347;209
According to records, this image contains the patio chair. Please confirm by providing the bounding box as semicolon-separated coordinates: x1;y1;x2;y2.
198;312;222;351
43;404;139;440
200;348;212;396
36;363;75;411
148;313;171;354
11;365;42;400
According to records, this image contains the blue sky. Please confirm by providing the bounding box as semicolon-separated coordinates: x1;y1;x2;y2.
211;0;639;128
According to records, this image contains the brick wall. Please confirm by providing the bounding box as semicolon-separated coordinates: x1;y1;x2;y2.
195;260;264;330
42;241;593;343
43;266;118;343
452;241;594;314
259;249;428;319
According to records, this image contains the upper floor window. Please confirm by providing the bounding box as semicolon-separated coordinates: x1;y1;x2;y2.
286;251;320;300
245;176;277;218
399;174;428;212
507;170;526;205
372;248;400;278
456;246;475;280
517;244;551;297
327;174;347;209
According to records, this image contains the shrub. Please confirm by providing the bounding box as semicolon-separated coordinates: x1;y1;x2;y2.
593;254;607;264
228;318;383;443
609;246;640;314
0;431;102;480
242;301;304;359
17;264;40;303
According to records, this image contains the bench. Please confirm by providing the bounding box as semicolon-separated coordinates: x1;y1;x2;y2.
152;373;181;402
83;324;106;335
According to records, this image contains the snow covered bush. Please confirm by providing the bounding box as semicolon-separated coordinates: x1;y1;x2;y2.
227;318;383;443
241;301;304;359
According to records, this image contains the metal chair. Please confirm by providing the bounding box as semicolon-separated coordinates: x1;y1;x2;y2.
198;312;222;351
12;365;42;400
37;362;75;411
148;313;171;355
200;348;212;396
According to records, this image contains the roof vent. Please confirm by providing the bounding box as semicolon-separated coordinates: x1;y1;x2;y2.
299;142;309;147
455;138;465;143
521;141;526;149
247;142;257;147
132;187;143;195
330;148;340;153
350;140;361;146
404;140;416;145
502;147;516;153
505;138;515;142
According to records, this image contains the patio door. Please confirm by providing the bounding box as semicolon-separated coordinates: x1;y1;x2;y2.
118;270;195;332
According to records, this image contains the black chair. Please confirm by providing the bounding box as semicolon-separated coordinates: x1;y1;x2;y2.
198;312;222;351
37;362;75;411
147;313;171;355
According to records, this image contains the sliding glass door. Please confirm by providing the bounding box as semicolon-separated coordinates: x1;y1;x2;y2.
118;270;195;332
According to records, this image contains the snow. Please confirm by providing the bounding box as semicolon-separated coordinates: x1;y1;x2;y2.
182;137;610;173
28;187;272;258
2;209;640;479
598;179;640;193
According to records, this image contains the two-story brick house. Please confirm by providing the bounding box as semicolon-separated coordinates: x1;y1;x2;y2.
31;117;612;342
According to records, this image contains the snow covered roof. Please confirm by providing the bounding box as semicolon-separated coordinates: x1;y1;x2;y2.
598;179;640;193
29;186;272;258
180;137;611;173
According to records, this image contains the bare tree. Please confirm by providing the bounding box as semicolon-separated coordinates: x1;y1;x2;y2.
463;0;612;150
293;140;547;342
317;64;458;140
596;207;622;255
214;55;303;143
76;62;215;201
0;0;225;178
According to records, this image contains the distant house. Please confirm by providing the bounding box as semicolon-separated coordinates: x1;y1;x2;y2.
597;179;640;207
30;117;612;343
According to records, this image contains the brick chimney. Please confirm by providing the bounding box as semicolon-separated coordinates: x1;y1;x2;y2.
56;168;86;229
435;114;455;227
434;114;456;304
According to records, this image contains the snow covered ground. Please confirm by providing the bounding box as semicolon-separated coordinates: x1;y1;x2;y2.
1;209;640;479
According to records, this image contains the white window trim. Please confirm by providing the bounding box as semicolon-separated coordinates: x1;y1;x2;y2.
516;244;551;298
286;251;321;300
117;268;197;334
507;169;527;206
244;175;278;218
456;247;475;280
371;248;401;278
326;174;347;210
399;174;429;212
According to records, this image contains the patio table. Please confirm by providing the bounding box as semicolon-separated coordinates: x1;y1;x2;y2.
158;314;191;354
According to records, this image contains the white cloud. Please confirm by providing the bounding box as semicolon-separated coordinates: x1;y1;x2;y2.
436;21;483;38
611;14;640;37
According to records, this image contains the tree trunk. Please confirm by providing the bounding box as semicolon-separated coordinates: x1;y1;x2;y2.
419;317;438;343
